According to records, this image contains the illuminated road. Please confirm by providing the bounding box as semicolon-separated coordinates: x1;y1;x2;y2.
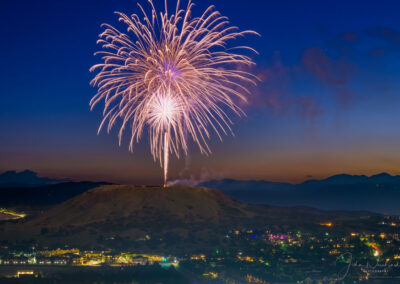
0;209;26;220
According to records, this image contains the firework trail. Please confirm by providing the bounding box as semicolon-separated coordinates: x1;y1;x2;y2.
90;0;258;187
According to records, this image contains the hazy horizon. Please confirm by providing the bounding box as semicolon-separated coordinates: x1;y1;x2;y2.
1;167;399;186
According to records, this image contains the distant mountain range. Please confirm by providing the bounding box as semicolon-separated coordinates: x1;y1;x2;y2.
0;170;69;188
0;170;108;208
200;173;400;215
0;182;109;208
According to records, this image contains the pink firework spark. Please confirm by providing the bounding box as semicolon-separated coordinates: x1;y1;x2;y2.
90;0;259;187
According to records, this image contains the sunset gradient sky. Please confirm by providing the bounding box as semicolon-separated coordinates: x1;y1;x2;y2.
1;0;400;184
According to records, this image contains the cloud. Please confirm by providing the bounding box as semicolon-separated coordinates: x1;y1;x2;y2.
370;48;386;57
326;32;360;52
250;25;400;119
365;27;400;56
248;52;293;113
302;47;355;86
247;51;324;120
341;32;358;42
366;27;400;42
301;47;356;107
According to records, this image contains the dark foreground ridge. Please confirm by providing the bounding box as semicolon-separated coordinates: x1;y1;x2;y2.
0;185;381;254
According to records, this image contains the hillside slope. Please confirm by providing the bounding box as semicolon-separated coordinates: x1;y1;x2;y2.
31;185;253;227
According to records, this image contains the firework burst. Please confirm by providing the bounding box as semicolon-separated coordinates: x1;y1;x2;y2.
90;0;258;187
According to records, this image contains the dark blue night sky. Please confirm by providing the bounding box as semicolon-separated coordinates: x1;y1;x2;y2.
1;0;400;184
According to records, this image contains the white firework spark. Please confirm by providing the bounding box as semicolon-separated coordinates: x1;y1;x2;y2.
90;0;258;187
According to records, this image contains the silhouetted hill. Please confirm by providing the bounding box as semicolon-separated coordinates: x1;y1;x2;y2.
0;185;381;254
201;173;400;214
0;170;68;188
0;182;109;208
301;174;369;186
